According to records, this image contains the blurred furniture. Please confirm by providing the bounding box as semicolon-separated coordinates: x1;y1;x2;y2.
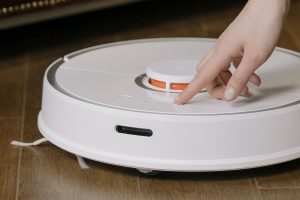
0;0;140;29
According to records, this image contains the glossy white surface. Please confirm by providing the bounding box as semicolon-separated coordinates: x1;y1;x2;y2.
56;39;300;115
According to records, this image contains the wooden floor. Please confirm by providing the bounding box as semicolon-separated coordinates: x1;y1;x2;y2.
1;0;300;199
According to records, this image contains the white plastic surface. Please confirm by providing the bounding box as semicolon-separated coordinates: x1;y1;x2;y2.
38;38;300;172
55;40;300;115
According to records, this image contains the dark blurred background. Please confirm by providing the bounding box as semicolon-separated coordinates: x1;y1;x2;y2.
0;0;248;58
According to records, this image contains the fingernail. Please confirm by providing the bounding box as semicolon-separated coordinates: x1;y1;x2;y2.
224;87;236;101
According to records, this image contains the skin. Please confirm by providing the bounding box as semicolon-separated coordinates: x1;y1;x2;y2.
175;0;290;104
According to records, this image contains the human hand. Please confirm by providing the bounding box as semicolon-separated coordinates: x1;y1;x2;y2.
175;0;290;104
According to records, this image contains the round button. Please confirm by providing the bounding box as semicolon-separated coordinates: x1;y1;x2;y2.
146;59;198;84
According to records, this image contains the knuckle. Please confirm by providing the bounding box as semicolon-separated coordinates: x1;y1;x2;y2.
229;74;247;91
205;83;215;92
249;51;268;64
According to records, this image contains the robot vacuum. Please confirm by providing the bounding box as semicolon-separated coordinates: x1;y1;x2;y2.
38;38;300;172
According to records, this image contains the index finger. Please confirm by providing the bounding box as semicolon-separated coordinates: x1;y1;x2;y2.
174;54;231;104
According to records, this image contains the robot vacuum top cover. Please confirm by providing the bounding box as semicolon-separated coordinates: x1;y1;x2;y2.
38;38;300;172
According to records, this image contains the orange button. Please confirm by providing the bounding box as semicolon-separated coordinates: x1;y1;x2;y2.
149;79;188;90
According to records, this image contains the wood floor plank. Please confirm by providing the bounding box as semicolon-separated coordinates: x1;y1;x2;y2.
0;119;22;164
138;172;261;200
17;46;140;200
260;188;300;200
277;27;299;51
279;0;300;52
19;146;139;200
0;119;22;200
254;159;300;188
0;55;26;117
0;164;19;200
285;0;300;50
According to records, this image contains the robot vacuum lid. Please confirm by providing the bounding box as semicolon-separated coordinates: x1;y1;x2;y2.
51;38;300;115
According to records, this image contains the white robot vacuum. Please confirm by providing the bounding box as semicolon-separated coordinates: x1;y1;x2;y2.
38;38;300;173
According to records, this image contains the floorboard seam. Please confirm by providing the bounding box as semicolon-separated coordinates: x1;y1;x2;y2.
258;186;300;190
253;177;263;199
136;175;142;200
14;53;29;200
